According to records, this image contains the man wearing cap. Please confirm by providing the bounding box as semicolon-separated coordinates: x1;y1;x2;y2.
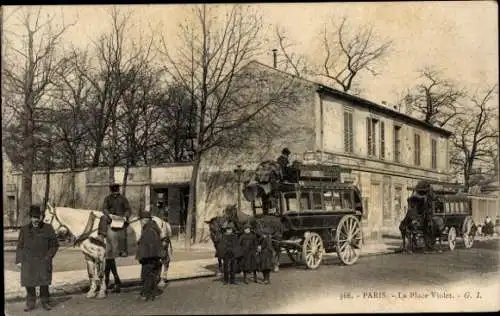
98;183;131;293
98;183;131;255
16;205;59;311
277;147;291;181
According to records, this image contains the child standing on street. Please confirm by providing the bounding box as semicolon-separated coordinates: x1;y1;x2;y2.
257;229;274;285
239;222;258;284
220;222;241;284
136;211;163;301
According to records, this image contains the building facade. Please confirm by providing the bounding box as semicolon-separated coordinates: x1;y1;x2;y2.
195;61;453;241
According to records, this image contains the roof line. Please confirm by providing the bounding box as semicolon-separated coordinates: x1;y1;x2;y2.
245;60;453;137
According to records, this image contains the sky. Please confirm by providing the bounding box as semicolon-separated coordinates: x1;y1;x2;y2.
2;2;499;106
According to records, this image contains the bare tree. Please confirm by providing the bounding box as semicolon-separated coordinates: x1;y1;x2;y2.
50;51;94;206
450;84;498;190
72;7;142;185
319;16;392;93
117;60;162;196
2;7;73;225
158;4;303;247
274;26;309;77
401;67;466;127
150;84;196;163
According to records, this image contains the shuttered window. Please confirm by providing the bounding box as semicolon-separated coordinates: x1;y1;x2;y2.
414;133;421;166
431;139;437;169
380;121;385;160
394;125;401;163
343;110;354;153
366;117;377;157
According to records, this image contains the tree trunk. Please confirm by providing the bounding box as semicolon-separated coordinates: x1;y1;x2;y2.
185;154;201;249
92;142;103;167
70;157;77;208
43;149;51;210
20;120;34;226
122;162;130;198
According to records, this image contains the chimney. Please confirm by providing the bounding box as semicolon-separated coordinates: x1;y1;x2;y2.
381;101;387;106
272;49;278;69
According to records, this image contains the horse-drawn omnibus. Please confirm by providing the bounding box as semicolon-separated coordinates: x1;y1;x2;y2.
401;182;476;252
243;162;364;269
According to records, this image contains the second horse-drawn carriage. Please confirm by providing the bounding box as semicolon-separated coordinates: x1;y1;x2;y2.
239;160;364;269
400;181;476;252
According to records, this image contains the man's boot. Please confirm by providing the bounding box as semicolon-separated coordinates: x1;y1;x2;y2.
24;287;36;312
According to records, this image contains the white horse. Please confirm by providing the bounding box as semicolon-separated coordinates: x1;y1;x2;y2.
43;203;172;299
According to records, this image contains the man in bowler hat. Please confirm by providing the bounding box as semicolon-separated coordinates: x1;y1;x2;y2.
16;205;59;311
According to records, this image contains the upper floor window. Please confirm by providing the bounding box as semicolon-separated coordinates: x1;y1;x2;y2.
380;121;385;160
394;125;401;163
431;139;437;169
343;110;354;153
366;117;378;157
414;133;421;166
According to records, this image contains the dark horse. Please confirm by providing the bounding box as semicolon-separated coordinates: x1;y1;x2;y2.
204;204;283;275
399;185;446;253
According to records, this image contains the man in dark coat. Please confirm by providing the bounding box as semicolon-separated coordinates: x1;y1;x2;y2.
220;222;241;284
136;211;163;301
16;205;59;311
98;183;131;292
276;147;291;180
239;222;258;284
257;227;274;285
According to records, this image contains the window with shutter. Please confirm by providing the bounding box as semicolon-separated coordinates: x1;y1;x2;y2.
394;125;401;163
431;139;437;169
414;133;421;166
366;117;372;156
343;110;354;153
380;121;385;160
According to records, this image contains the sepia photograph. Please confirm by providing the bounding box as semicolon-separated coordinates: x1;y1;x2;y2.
2;2;499;314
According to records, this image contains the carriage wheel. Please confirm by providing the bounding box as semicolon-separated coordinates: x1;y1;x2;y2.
302;232;324;269
448;226;457;251
462;216;475;249
336;215;362;265
286;248;302;264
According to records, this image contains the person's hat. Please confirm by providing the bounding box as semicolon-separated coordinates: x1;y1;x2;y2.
223;221;235;230
29;205;42;218
282;147;291;155
139;211;152;219
109;183;120;192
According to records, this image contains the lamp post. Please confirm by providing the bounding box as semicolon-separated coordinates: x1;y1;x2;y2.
234;164;245;213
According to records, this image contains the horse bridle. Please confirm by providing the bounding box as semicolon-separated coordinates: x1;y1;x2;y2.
44;203;63;231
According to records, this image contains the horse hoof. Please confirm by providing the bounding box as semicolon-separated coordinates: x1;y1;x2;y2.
96;292;107;299
86;292;97;299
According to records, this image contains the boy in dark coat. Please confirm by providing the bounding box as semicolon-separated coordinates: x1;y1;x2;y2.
136;211;163;301
257;228;274;285
239;222;258;284
220;222;241;284
16;205;59;311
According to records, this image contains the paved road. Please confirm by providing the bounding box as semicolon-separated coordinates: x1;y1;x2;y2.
5;240;499;315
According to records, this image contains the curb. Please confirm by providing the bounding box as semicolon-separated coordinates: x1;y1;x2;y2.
4;271;217;303
4;247;401;303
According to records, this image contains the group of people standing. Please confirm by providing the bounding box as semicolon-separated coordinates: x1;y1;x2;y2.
15;184;172;311
217;221;275;285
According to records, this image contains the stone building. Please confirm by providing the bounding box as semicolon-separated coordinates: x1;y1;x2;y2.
195;61;453;241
